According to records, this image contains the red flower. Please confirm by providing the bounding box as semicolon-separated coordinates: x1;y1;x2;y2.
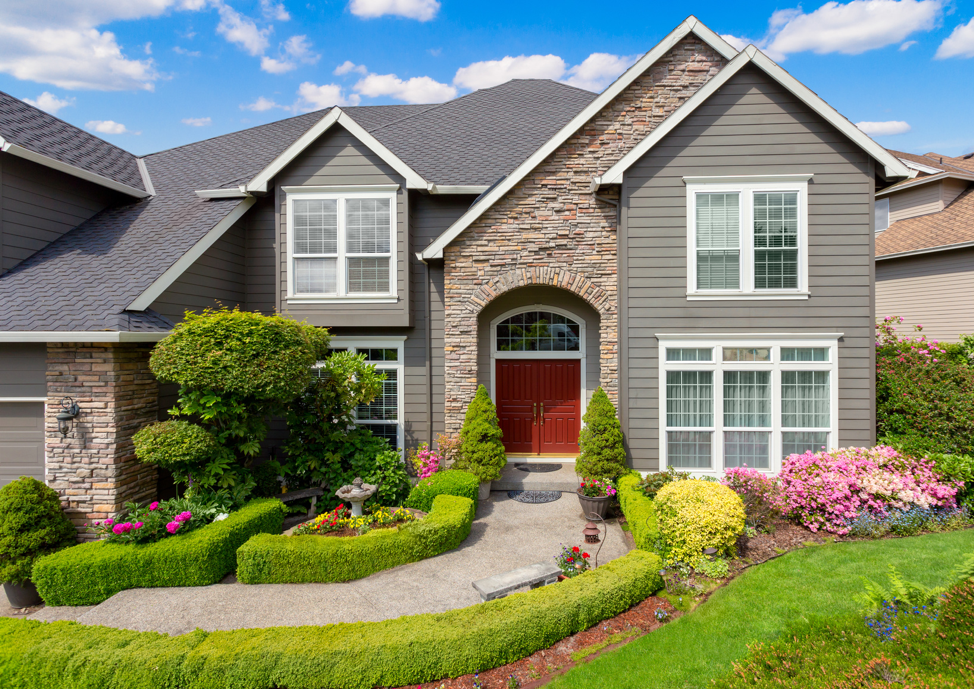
572;546;580;553
567;557;573;562
583;553;590;558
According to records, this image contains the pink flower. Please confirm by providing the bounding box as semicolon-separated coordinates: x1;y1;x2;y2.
175;511;192;523
166;521;181;534
104;519;113;527
149;502;159;511
112;524;125;535
133;522;143;529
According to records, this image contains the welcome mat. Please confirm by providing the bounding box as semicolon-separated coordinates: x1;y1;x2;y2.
507;490;562;504
514;463;563;473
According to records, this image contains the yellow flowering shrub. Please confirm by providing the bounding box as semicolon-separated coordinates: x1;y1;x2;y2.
655;479;745;566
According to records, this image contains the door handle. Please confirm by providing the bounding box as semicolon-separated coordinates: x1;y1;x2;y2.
533;402;537;425
540;402;544;425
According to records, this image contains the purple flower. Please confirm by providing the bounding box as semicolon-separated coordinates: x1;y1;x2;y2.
149;501;159;511
166;521;181;534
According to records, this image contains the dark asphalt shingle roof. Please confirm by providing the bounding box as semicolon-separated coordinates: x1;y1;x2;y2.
0;81;596;332
0;91;145;192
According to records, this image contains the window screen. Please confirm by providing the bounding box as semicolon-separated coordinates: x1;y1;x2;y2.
696;193;740;290
753;192;799;290
781;347;829;362
666;348;713;362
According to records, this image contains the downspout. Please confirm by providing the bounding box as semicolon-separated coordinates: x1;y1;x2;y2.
415;252;434;445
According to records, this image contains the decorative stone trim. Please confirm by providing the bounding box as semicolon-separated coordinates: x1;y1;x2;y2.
442;36;727;434
45;343;158;539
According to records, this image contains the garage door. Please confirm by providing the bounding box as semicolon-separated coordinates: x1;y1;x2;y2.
0;402;45;486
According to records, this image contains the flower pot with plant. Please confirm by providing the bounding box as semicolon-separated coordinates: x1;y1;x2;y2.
554;544;591;578
453;385;506;500
577;477;617;519
0;477;77;608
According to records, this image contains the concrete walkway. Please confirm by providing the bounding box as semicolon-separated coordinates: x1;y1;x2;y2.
30;490;628;635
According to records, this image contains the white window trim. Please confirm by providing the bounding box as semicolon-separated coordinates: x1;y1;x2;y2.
685;175;811;300
285;189;398;303
325;336;405;458
657;335;839;476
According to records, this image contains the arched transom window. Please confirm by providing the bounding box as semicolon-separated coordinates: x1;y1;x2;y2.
495;310;581;352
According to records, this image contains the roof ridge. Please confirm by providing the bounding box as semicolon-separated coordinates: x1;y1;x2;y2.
350;102;441;134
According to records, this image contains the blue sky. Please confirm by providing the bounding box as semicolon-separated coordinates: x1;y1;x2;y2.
1;0;972;157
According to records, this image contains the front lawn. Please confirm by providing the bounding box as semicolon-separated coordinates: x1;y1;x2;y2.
548;528;974;689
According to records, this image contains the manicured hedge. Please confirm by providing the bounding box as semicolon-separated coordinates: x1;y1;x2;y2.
0;549;662;689
405;469;480;512
237;494;475;583
618;472;660;552
33;499;286;606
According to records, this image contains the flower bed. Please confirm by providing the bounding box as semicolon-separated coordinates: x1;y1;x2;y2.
292;505;415;537
32;498;286;606
0;550;663;689
236;494;475;584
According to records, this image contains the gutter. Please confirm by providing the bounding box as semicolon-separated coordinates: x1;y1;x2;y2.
876;239;974;261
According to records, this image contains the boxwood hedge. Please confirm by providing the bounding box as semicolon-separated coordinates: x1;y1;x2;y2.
618;472;660;552
404;469;480;512
237;494;475;583
33;499;285;606
0;549;662;689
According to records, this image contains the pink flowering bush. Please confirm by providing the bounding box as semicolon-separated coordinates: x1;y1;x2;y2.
721;466;784;531
408;442;444;479
87;493;232;544
778;445;960;534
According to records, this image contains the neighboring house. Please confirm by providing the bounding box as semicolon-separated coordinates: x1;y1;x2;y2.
875;150;974;342
0;16;910;530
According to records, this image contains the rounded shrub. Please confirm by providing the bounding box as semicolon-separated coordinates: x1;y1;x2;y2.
0;477;77;586
655;479;745;566
133;420;227;476
455;385;506;483
575;387;628;481
406;470;480;512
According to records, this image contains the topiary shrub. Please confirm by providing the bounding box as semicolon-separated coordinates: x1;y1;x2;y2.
132;420;232;490
454;385;506;483
575;387;628;481
0;478;76;586
617;472;660;552
655;479;745;566
405;470;480;512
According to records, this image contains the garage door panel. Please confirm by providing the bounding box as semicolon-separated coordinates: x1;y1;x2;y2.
0;402;44;486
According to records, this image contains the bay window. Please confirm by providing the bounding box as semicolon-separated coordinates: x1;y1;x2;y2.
659;337;838;474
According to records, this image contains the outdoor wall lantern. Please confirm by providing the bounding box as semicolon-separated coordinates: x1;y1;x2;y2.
56;397;80;436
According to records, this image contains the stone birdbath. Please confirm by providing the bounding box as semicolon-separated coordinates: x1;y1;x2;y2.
335;477;377;517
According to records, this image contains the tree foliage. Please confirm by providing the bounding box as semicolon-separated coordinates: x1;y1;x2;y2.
455;385;506;483
0;477;76;585
132;420;234;492
575;387;628;481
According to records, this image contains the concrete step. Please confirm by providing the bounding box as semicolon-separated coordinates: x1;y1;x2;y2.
493;461;580;492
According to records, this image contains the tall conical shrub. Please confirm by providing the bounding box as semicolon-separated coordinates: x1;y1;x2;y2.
455;385;507;482
575;387;627;480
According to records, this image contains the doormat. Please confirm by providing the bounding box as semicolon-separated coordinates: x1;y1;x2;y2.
515;463;563;473
507;490;562;504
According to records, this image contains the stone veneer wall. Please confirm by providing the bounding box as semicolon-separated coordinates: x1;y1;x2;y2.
46;343;158;538
442;36;727;434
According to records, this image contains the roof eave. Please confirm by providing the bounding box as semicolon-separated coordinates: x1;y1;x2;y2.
0;331;168;343
876;239;974;262
876;171;974;198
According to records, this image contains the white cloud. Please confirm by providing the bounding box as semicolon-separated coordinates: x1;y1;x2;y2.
260;34;319;74
335;60;368;75
214;0;270;56
856;120;912;136
22;92;75;115
240;96;283;111
348;0;440;21
0;1;205;91
353;73;455;103
936;18;974;59
173;46;201;57
260;0;290;21
181;116;212;126
144;42;153;55
720;34;751;51
763;0;942;59
899;39;918;50
297;82;361;109
453;54;566;91
563;53;638;92
85;119;133;135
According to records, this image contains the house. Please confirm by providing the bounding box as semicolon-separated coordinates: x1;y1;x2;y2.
0;16;909;529
875;150;974;342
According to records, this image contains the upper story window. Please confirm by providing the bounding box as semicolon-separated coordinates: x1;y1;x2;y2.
286;189;396;300
685;175;811;300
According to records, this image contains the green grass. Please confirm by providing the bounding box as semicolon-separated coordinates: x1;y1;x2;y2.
548;528;974;689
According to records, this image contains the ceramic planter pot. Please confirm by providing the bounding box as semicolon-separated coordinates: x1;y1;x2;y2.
4;580;42;609
577;491;612;519
478;481;492;500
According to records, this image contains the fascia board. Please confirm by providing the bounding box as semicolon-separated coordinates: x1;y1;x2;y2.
420;17;739;260
126;197;256;311
876;172;974;198
876;240;974;262
195;188;253;198
428;184;490;194
900;158;944;175
656;332;844;340
136;158;156;196
0;331;169;343
335;113;428;189
0;141;151;198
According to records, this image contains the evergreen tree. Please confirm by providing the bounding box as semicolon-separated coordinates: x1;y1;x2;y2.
575;387;628;480
455;385;507;482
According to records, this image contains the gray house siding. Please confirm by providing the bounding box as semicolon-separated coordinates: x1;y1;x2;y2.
0;343;46;398
876;247;974;343
274;125;410;327
245;195;278;315
0;154;122;275
621;65;875;471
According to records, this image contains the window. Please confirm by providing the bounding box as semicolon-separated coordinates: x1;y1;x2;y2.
495;311;581;352
287;190;396;299
875;197;890;233
686;176;810;299
660;338;837;474
316;339;404;452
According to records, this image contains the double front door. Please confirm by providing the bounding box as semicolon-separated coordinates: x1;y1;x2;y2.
495;359;581;455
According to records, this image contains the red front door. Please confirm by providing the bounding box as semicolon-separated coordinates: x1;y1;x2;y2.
495;359;581;455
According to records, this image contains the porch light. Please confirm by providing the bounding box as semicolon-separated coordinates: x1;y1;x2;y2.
56;397;80;437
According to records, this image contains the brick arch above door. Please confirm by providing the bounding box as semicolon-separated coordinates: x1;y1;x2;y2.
464;268;613;318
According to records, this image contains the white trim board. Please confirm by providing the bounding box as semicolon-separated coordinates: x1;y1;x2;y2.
596;46;911;187
0;331;169;343
127;196;256;310
875;172;974;198
195;188;251;199
246;109;428;193
656;332;844;340
0;138;151;199
875;240;974;262
419;16;740;260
